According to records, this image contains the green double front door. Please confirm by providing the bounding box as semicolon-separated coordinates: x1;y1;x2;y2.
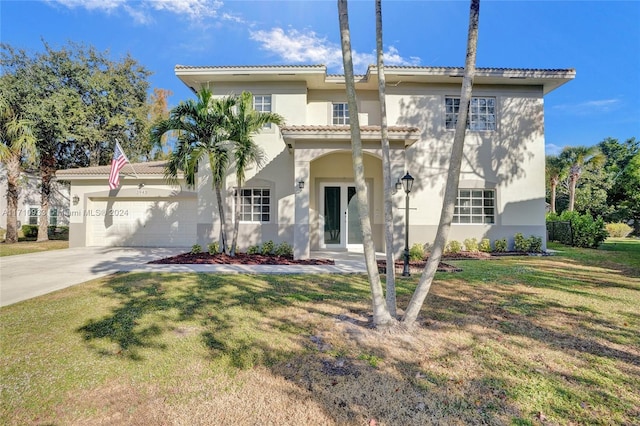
320;183;363;249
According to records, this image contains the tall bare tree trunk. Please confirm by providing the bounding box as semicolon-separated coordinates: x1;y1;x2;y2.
215;184;228;253
5;155;21;243
568;174;577;211
338;0;394;326
37;156;55;242
375;0;397;317
550;178;558;214
231;189;241;256
403;0;480;325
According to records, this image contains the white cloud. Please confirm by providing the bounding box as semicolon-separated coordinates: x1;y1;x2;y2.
545;143;563;156
553;98;621;115
250;27;420;73
48;0;225;24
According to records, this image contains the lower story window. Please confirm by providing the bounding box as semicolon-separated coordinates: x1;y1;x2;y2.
238;188;270;222
27;207;58;226
453;189;495;224
28;207;39;225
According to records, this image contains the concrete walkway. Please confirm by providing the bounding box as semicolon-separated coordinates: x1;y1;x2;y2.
0;247;371;307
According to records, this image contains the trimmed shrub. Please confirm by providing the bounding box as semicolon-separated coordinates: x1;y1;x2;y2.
548;211;608;248
463;237;479;253
494;238;508;253
479;238;492;253
247;245;260;255
514;233;529;252
606;222;633;238
261;240;275;255
446;240;462;254
48;226;69;240
528;235;543;253
409;243;425;261
207;241;220;255
190;244;202;254
274;242;293;257
21;224;38;239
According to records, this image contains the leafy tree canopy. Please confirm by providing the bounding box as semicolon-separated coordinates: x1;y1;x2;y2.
1;40;153;169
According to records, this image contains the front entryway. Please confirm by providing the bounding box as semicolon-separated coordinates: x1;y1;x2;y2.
319;183;363;249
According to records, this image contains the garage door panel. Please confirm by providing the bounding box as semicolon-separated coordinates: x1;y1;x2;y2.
88;199;196;247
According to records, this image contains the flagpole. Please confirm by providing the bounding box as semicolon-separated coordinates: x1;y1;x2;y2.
115;139;139;179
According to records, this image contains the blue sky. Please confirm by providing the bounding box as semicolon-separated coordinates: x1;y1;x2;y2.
2;0;639;155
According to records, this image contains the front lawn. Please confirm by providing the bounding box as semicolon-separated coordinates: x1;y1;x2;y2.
0;240;69;257
1;240;638;425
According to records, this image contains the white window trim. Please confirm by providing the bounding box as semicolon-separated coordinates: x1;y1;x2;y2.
332;102;350;125
253;94;275;131
453;189;496;225
234;187;272;224
445;96;497;131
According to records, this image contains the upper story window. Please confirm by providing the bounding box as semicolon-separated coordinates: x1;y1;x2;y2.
332;102;350;125
237;188;271;222
453;189;495;224
445;97;496;131
253;95;272;128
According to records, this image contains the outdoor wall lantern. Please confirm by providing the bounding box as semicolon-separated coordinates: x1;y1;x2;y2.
298;180;305;189
72;195;80;205
401;171;415;277
394;178;403;194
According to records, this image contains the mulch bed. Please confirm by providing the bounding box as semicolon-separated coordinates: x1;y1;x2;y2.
149;252;335;266
149;250;534;272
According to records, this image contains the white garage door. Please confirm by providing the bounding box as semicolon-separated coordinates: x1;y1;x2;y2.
87;198;197;247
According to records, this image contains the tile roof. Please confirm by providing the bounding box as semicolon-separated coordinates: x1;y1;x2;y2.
56;161;168;177
175;64;575;76
280;125;420;133
175;64;326;70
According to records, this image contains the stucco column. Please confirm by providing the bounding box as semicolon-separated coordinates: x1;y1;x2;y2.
293;159;310;259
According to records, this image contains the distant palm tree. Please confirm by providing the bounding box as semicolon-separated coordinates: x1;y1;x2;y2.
545;155;568;214
0;93;37;243
151;88;236;253
560;146;605;211
228;91;284;256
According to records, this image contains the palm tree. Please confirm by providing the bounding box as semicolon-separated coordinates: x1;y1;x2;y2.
375;0;398;317
559;146;605;211
151;87;236;253
228;91;284;256
338;0;394;326
0;92;37;243
403;0;480;325
546;155;568;214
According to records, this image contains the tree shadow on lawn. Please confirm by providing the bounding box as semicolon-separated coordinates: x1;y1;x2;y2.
75;259;639;425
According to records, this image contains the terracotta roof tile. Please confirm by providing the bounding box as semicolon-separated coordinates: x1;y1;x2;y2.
280;125;420;133
57;161;168;177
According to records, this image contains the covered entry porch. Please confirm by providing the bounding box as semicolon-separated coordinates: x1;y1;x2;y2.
280;125;419;259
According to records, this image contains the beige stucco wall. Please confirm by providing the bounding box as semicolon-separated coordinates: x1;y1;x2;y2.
62;78;549;253
65;176;193;247
389;84;547;248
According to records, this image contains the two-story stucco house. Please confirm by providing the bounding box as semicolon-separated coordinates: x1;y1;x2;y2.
57;65;575;258
1;167;70;236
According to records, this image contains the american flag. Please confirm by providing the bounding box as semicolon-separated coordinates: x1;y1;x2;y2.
108;141;129;190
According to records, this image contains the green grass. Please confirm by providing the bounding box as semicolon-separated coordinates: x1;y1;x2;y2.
1;241;639;425
0;240;69;256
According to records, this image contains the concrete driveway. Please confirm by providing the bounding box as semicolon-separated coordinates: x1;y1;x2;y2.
0;247;186;307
